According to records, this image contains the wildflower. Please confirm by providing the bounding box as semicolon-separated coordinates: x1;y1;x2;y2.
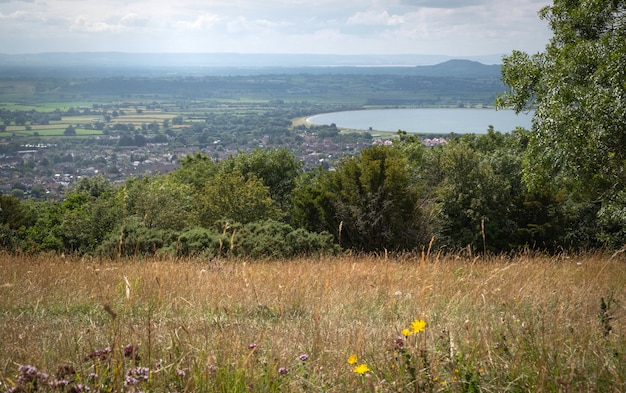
70;383;91;392
394;336;405;350
411;319;426;334
17;365;48;385
401;328;412;337
124;375;139;387
248;343;258;350
278;367;289;375
207;364;218;374
353;364;370;375
347;354;358;365
56;365;75;379
85;346;111;362
48;379;70;389
124;344;140;361
298;353;309;362
127;366;150;381
176;369;186;377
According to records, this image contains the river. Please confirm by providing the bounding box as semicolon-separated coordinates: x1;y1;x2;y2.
306;108;533;134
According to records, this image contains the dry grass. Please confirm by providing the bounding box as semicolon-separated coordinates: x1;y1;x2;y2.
0;252;624;392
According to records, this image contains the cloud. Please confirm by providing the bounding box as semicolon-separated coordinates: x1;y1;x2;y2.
70;16;127;33
346;10;405;26
0;10;45;21
0;0;552;55
174;12;221;30
120;13;150;28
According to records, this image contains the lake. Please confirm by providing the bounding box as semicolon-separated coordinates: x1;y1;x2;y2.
306;108;534;134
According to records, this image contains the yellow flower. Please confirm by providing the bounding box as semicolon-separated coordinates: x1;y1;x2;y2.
411;319;426;334
353;363;370;375
401;328;412;337
347;354;358;365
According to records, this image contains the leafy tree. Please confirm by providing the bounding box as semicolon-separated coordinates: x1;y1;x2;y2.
0;194;36;251
497;0;626;200
220;148;303;211
64;125;76;136
123;175;197;231
292;145;426;251
197;170;281;226
497;0;626;248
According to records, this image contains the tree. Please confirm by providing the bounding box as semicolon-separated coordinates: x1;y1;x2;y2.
64;125;77;136
220;148;303;211
292;145;426;251
497;0;626;200
197;171;281;226
123;176;197;231
497;0;626;248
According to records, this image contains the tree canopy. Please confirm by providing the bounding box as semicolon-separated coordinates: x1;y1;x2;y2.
497;0;626;201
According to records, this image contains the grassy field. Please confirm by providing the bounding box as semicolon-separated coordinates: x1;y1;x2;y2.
0;252;624;392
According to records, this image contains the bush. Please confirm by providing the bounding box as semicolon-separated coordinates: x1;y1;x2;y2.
174;227;228;257
235;219;337;259
97;220;178;258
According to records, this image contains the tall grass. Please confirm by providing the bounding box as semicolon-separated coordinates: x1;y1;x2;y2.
0;252;624;392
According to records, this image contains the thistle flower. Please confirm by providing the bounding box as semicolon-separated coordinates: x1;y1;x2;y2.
278;367;289;375
298;353;309;362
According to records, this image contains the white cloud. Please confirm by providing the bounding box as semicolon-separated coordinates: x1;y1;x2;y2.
174;13;221;31
0;0;552;55
346;10;405;26
0;10;45;21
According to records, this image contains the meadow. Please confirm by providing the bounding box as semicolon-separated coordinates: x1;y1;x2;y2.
0;252;624;392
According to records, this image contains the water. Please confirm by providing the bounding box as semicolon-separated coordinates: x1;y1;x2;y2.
306;108;533;134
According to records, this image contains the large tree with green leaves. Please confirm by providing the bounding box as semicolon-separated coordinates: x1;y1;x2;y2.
291;145;427;251
497;0;626;201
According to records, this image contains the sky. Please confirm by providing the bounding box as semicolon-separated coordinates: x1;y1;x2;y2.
0;0;553;57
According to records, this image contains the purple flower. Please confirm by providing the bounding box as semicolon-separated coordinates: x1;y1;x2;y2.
84;346;111;361
124;375;139;387
248;343;258;350
394;336;406;350
124;343;141;361
127;366;150;381
17;365;48;385
48;379;70;388
298;353;309;362
69;383;91;392
176;369;186;377
278;367;289;375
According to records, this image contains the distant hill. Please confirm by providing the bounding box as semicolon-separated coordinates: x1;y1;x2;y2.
0;53;503;78
412;59;502;78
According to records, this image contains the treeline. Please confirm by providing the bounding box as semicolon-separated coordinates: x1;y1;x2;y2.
2;130;624;257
